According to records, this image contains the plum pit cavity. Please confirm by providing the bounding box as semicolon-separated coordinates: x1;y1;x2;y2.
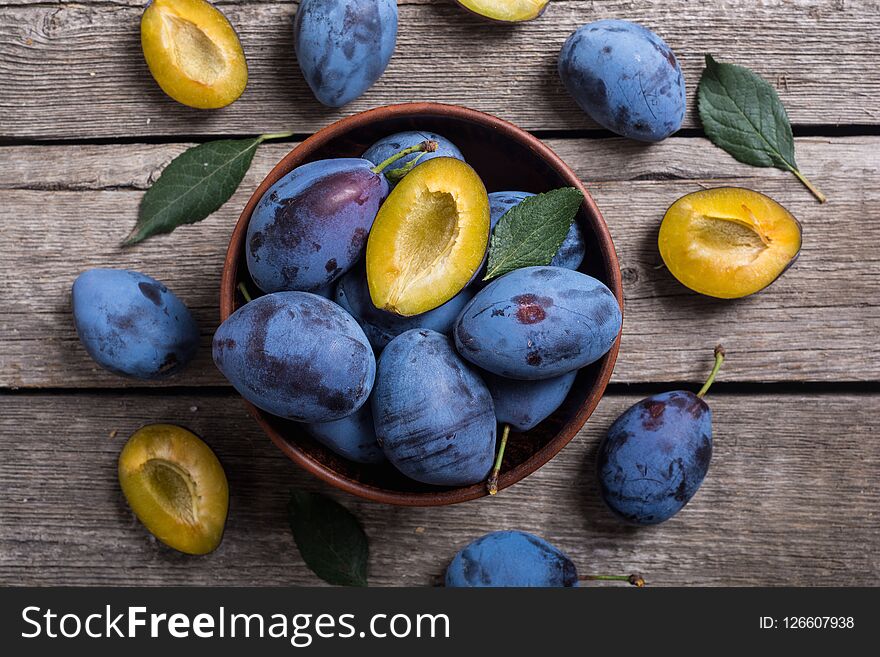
163;13;227;85
142;458;198;524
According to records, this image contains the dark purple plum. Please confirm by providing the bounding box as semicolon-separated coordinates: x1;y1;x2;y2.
247;142;435;294
454;266;621;380
71;269;198;380
305;401;385;464
484;369;577;431
246;158;388;294
213;292;375;423
372;329;496;486
597;348;724;525
445;531;577;587
489;191;585;270
335;265;475;352
294;0;397;107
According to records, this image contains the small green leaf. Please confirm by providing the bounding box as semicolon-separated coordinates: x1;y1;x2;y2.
287;490;368;587
123;131;293;246
484;187;584;281
698;55;826;203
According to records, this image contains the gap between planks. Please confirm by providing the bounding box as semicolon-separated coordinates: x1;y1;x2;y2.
0;136;878;387
1;1;879;138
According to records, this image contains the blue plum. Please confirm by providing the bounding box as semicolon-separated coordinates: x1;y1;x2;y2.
294;0;397;107
454;266;621;380
335;265;475;352
484;370;577;431
213;292;375;423
247;158;388;293
71;269;198;380
489;191;585;270
445;530;577;587
306;401;385;464
363;131;464;186
597;391;713;525
372;329;496;486
558;19;686;142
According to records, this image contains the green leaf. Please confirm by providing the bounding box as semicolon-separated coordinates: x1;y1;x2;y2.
123;131;293;246
698;55;826;203
484;187;584;281
287;490;368;587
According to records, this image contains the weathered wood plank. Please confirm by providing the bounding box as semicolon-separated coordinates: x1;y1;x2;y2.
1;136;877;387
1;1;879;139
0;392;876;586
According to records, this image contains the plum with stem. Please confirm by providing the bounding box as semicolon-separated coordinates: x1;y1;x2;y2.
446;530;644;587
247;141;436;293
597;346;725;525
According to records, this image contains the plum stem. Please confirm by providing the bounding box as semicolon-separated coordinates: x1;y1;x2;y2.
580;574;646;587
788;166;827;204
697;345;725;398
237;281;253;303
256;131;295;144
487;423;511;495
385;152;428;182
370;140;438;175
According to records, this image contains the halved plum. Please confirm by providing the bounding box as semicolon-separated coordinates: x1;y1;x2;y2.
658;187;802;299
141;0;248;109
118;424;228;555
366;157;490;316
455;0;549;22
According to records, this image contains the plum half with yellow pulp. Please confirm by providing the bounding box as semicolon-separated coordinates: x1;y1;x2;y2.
366;158;490;316
141;0;248;109
659;188;802;299
118;424;228;555
456;0;550;22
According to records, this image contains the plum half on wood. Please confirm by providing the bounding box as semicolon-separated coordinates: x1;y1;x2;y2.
141;0;248;109
455;0;550;22
659;187;802;298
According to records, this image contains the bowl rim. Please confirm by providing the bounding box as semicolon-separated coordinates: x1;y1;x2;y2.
220;102;622;506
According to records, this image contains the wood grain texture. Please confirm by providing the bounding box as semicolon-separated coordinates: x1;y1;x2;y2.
1;1;879;139
0;392;876;586
1;136;877;387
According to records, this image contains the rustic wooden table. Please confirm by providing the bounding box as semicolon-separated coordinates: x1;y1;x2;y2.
1;1;878;587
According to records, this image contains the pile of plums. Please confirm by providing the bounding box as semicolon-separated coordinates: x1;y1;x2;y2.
212;129;623;489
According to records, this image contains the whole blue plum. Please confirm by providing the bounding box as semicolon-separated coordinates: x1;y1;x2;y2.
247;158;388;293
306;401;385;464
71;269;198;380
372;329;496;486
597;391;713;525
558;19;686;142
484;370;577;431
213;292;375;423
335;265;475;352
294;0;398;107
445;531;577;587
363;131;464;186
489;191;585;270
454;266;621;380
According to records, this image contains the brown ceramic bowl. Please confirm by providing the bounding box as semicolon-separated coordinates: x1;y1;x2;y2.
220;103;622;506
